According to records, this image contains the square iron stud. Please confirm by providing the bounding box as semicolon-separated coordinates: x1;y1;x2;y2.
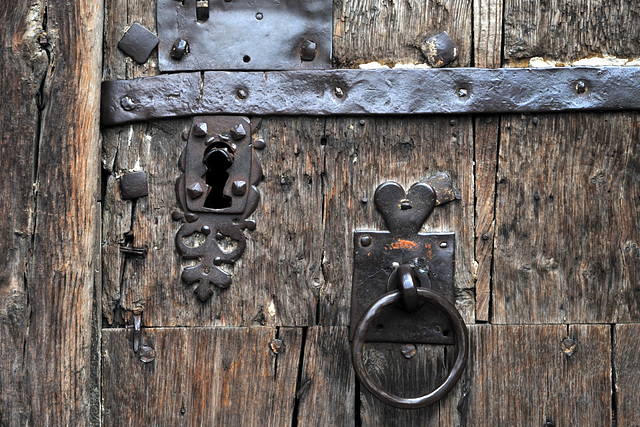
230;124;246;140
120;171;149;200
232;180;247;196
118;23;160;65
187;182;204;199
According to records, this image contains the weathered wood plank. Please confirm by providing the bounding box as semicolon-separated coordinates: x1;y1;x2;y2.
102;327;302;426
334;0;472;67
441;324;612;426
474;0;503;68
0;0;103;425
296;327;356;426
360;343;445;426
472;0;502;322
615;324;640;427
504;0;640;64
321;116;476;325
474;116;499;322
493;112;640;324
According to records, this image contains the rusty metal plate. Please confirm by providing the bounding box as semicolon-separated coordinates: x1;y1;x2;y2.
102;67;640;125
350;232;456;345
157;0;332;71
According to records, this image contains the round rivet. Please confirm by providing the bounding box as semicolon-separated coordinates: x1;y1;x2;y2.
361;235;372;247
120;96;136;111
334;87;344;98
201;226;211;235
253;138;266;150
401;344;417;359
255;12;263;20
575;80;587;94
481;233;489;241
214;257;223;266
440;242;448;248
237;89;248;99
458;88;469;97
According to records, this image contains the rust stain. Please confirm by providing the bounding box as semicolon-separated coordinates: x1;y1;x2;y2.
389;239;418;250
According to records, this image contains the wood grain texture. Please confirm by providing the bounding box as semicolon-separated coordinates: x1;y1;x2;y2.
296;327;356;426
473;0;503;68
102;327;302;426
360;343;445;426
615;324;640;427
441;324;612;426
0;0;103;425
504;0;640;63
493;113;640;324
333;0;472;67
474;116;499;322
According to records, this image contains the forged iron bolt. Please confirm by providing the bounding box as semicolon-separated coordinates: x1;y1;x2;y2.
253;138;266;150
269;338;285;354
400;200;412;210
449;119;456;126
193;122;208;137
120;171;149;200
532;117;539;125
237;89;248;99
359;119;366;125
170;38;189;59
334;87;344;98
440;242;448;248
187;182;204;199
401;344;417;359
420;31;458;68
245;219;257;231
120;96;136;111
361;196;368;204
458;88;469;97
184;212;199;222
139;345;156;363
300;40;317;61
255;12;264;20
214;256;223;266
232;180;247;196
201;225;211;235
575;80;587;94
230;124;247;140
482;233;490;241
196;0;209;21
360;236;372;247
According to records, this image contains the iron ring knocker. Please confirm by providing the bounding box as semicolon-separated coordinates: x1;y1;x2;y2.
350;287;469;409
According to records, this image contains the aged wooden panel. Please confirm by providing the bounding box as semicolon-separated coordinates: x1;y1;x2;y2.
360;343;445;426
493;112;640;324
504;0;640;64
296;327;356;426
102;327;302;426
615;324;640;427
0;0;103;425
473;0;503;68
441;325;612;426
333;0;472;67
474;116;500;322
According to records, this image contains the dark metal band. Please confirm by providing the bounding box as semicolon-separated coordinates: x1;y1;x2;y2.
101;67;640;126
351;288;469;409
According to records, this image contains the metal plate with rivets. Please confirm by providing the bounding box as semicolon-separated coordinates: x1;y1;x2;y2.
157;0;332;71
350;231;456;345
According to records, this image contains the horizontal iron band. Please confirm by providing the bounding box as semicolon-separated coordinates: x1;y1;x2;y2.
102;67;640;126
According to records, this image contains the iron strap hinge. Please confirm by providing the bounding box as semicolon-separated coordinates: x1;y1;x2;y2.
101;67;640;126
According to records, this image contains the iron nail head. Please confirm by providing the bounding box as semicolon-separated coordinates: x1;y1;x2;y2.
300;40;317;61
401;344;417;359
170;38;189;59
360;235;372;247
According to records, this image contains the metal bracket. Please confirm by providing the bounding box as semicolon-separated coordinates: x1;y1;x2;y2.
350;179;459;345
157;0;332;71
173;116;263;301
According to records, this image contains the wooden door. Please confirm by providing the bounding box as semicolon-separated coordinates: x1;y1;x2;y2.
2;1;640;425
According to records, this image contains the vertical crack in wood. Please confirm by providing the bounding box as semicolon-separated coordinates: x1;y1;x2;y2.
317;117;329;327
611;324;618;427
291;326;309;427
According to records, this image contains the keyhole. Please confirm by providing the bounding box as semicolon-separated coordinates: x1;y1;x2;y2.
203;143;233;209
